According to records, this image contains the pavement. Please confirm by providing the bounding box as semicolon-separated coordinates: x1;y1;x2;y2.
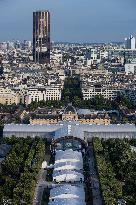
87;144;103;205
33;154;51;205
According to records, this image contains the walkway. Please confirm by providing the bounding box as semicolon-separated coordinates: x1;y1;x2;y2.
33;154;50;205
87;143;103;205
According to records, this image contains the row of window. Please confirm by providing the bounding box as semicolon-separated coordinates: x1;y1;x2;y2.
30;97;60;102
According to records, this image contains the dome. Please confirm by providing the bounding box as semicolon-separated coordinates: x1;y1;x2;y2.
63;104;77;115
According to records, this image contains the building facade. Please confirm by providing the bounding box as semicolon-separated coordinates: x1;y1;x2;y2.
26;86;62;104
0;87;20;105
125;35;136;50
0;85;62;105
125;62;136;75
82;85;119;100
33;11;50;64
30;105;111;125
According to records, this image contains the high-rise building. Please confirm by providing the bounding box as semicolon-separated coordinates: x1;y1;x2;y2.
33;11;50;64
125;35;136;49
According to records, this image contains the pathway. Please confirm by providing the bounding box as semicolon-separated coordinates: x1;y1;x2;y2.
87;143;103;205
33;154;50;205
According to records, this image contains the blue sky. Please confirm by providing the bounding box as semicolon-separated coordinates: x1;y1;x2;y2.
0;0;136;42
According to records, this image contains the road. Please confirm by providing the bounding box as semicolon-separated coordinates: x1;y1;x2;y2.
87;144;103;205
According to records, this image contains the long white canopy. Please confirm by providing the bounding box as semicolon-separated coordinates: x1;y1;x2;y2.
53;170;84;182
54;160;83;171
49;184;85;200
48;198;86;205
55;149;83;164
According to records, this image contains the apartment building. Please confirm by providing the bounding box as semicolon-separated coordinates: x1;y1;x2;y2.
0;85;62;105
26;86;62;105
82;84;119;100
0;87;20;105
125;62;136;75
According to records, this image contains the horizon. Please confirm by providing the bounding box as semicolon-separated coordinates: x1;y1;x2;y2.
0;39;125;44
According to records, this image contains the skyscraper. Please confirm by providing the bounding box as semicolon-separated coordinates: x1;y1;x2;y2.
33;11;50;64
125;35;136;50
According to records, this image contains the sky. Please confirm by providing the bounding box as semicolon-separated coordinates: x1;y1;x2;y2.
0;0;136;43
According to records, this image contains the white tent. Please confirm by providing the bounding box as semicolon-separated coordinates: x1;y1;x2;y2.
50;148;85;204
49;184;85;200
55;149;83;164
53;170;84;183
54;160;83;171
48;198;86;205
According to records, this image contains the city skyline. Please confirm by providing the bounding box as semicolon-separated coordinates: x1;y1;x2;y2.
0;0;136;43
0;1;136;205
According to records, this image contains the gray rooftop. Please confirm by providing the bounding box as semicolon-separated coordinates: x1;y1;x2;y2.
4;123;62;133
3;122;136;140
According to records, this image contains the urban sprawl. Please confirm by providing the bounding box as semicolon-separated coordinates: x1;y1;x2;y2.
0;10;136;205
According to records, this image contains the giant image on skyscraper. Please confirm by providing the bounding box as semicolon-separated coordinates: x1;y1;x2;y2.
33;11;50;64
